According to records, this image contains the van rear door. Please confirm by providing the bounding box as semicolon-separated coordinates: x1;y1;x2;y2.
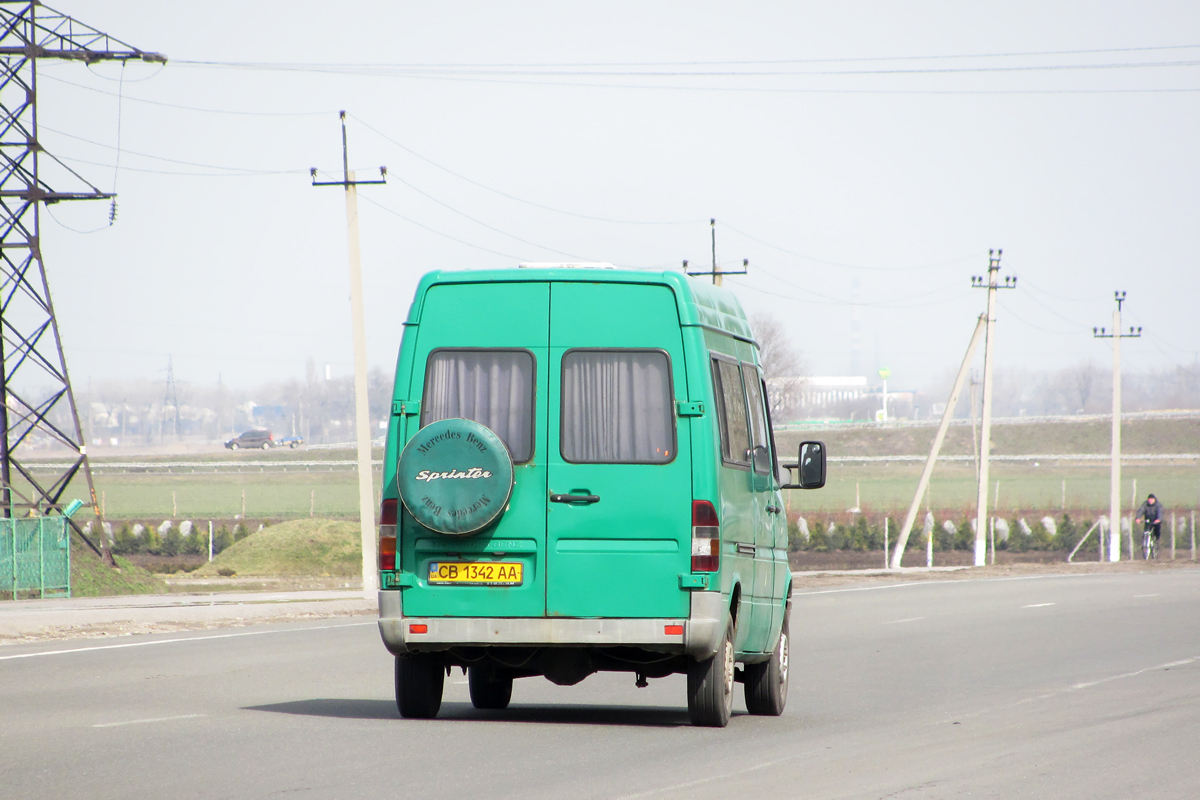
400;281;549;618
544;282;691;619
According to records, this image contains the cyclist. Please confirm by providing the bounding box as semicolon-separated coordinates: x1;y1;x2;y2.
1135;494;1163;559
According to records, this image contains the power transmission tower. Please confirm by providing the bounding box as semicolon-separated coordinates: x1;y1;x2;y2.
1093;291;1141;562
311;111;385;599
0;2;164;563
970;250;1016;566
163;355;180;441
684;219;747;286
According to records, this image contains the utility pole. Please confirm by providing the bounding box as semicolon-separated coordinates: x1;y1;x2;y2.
0;2;164;566
684;219;748;286
312;111;386;599
163;355;181;441
892;314;986;568
878;367;891;422
970;250;1016;567
1093;291;1141;562
969;370;981;482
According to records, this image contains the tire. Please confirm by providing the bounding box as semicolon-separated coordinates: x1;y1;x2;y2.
230;443;239;450
744;607;790;716
395;654;445;719
468;665;513;709
262;442;271;450
289;442;298;449
687;624;734;727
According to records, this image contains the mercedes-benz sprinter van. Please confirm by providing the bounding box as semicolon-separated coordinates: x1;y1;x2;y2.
377;265;825;727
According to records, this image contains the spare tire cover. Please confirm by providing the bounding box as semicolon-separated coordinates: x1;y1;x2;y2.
396;418;514;535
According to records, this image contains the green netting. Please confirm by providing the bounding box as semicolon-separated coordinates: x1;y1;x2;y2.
0;516;71;599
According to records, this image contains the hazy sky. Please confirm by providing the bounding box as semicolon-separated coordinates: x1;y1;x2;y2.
35;1;1200;395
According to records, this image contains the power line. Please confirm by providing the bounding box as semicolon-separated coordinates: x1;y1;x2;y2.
356;193;526;261
720;221;977;272
56;154;299;178
173;43;1200;71
42;123;307;173
39;71;332;116
384;176;597;260
347;113;695;225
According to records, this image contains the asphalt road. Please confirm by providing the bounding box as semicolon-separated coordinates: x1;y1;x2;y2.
3;570;1198;799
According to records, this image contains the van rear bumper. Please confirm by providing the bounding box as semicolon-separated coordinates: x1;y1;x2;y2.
378;590;727;660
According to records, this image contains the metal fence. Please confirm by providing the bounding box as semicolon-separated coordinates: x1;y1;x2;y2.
0;517;71;599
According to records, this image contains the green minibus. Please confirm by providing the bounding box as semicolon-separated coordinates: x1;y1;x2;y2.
377;265;825;727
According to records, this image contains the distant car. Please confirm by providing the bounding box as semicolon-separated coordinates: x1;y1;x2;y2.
225;430;274;450
278;435;304;449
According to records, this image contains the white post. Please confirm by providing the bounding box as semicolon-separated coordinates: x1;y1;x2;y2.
882;378;888;423
989;517;995;565
1191;510;1196;561
1061;480;1066;510
883;517;889;569
975;269;999;567
344;172;378;599
1171;512;1176;560
891;314;986;568
926;514;933;568
1109;306;1122;562
208;520;213;562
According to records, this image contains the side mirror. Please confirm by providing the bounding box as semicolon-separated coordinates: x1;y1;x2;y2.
782;440;826;489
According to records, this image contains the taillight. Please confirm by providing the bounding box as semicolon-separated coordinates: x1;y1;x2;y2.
691;500;719;572
379;498;398;571
381;498;398;526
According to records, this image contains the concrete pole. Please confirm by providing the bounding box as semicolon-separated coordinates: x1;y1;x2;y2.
883;517;889;569
891;314;986;568
1109;306;1121;561
974;270;999;567
344;173;378;598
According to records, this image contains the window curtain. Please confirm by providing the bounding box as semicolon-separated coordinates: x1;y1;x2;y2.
422;350;534;462
561;351;673;463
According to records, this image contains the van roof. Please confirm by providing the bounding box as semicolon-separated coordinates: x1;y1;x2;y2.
406;267;755;342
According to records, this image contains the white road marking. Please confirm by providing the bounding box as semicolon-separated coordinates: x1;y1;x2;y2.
1071;656;1199;690
1022;603;1056;608
885;617;925;624
0;621;374;661
94;714;205;728
1134;594;1160;598
613;754;800;799
795;570;1103;596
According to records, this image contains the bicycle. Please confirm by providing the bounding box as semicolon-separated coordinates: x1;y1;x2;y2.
1142;526;1158;560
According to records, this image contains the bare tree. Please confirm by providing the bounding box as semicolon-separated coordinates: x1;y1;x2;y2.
750;312;805;416
1070;360;1098;412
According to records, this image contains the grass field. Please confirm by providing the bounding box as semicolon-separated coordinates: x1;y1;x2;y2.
789;462;1200;516
24;416;1200;524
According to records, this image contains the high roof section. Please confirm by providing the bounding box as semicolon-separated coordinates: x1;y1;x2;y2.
405;266;756;343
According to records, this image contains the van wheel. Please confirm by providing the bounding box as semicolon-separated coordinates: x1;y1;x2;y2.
230;443;239;450
744;607;789;716
468;666;513;709
262;442;271;450
395;654;445;719
687;624;734;727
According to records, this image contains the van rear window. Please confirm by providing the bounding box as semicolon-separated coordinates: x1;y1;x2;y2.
421;349;535;463
560;350;674;464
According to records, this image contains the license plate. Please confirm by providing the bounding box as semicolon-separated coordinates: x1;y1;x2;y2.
427;561;523;585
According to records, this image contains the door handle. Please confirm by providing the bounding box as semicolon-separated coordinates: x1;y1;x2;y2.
766;505;782;514
550;493;600;504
